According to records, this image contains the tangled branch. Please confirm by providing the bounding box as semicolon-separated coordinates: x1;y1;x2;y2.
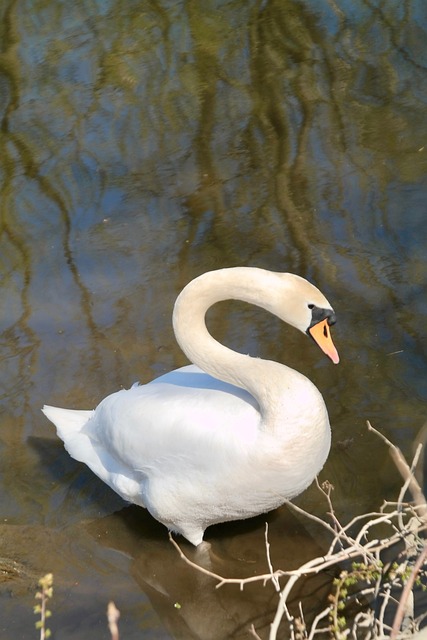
171;422;427;639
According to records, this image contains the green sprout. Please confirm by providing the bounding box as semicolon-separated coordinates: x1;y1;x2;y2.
34;573;53;640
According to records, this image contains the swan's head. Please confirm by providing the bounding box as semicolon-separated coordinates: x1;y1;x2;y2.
174;266;339;366
277;273;339;364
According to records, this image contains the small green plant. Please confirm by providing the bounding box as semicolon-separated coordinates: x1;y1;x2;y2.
34;573;53;640
328;562;385;637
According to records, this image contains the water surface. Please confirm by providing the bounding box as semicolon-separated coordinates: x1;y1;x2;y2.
0;1;426;638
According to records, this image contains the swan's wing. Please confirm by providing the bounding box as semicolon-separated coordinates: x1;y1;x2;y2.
85;365;261;476
44;365;262;523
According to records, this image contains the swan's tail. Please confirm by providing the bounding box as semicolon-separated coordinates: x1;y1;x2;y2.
42;405;93;436
42;405;95;462
42;404;138;503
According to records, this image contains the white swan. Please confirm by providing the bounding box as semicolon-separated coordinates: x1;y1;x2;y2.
43;267;339;546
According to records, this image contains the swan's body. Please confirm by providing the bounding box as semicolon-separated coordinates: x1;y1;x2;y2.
43;267;339;546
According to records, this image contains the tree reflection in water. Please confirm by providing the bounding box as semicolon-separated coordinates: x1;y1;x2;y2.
0;1;426;637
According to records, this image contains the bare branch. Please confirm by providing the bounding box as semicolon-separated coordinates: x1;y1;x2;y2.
107;602;120;640
264;523;281;593
248;623;263;639
367;421;427;521
390;544;427;639
170;423;427;640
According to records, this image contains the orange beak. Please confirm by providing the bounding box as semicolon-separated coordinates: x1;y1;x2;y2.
308;319;339;364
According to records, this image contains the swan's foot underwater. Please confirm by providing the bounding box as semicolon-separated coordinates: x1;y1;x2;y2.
169;533;214;570
193;540;213;567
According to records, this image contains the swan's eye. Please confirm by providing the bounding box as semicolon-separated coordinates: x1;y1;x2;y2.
307;305;337;331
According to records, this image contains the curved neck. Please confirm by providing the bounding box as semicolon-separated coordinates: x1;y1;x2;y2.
172;268;301;419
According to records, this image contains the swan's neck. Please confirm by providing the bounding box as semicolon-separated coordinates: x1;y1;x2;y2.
172;268;309;428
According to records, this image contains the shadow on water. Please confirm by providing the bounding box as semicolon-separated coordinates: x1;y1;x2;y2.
0;0;426;637
85;507;334;640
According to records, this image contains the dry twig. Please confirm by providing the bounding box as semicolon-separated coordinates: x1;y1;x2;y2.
107;601;120;640
170;423;427;639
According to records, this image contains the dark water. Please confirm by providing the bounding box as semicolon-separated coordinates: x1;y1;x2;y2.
0;1;426;638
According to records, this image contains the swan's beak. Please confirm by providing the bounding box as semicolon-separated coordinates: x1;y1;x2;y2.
309;319;340;364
